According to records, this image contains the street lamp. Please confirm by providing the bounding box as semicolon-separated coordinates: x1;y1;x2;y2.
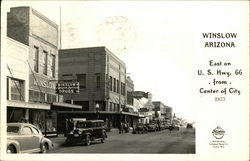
96;103;100;119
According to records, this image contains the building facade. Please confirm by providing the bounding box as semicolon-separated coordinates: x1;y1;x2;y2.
59;47;139;127
134;91;155;123
7;7;81;135
152;101;167;121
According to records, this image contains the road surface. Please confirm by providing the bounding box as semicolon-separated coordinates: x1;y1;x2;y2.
48;128;195;154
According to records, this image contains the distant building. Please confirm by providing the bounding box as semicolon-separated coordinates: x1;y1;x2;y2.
165;106;173;123
125;76;134;112
134;91;154;123
152;101;166;121
59;47;140;127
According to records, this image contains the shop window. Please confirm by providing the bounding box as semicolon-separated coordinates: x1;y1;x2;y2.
34;46;39;73
76;74;86;89
43;50;48;75
47;94;57;103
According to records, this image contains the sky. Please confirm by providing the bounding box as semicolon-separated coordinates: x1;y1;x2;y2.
3;1;247;122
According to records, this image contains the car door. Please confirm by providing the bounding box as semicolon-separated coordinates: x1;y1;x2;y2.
30;126;42;149
18;126;38;152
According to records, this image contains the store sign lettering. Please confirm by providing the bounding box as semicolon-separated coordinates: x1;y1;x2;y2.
33;80;56;90
56;82;80;94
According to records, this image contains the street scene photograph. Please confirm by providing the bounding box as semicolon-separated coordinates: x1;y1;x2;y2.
2;1;196;155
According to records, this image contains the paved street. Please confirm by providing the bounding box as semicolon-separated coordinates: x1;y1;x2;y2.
48;128;195;154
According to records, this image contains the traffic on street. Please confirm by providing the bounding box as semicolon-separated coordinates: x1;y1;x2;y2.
48;126;195;154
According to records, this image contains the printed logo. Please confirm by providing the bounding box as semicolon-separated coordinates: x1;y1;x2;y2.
212;126;225;139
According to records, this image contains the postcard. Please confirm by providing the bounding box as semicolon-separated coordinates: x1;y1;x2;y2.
1;1;249;161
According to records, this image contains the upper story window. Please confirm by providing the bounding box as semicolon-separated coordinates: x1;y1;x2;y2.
51;55;56;78
113;78;116;92
76;74;86;89
33;46;39;73
96;73;101;89
109;76;112;91
116;79;119;93
8;78;24;101
43;51;48;75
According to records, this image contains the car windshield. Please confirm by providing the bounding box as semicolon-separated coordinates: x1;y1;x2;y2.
76;122;92;128
7;126;19;133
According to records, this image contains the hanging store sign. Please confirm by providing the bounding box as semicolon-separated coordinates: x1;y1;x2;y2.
56;82;80;94
138;108;149;112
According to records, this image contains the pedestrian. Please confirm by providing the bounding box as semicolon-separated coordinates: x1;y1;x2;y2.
119;122;124;134
68;118;74;133
169;124;174;134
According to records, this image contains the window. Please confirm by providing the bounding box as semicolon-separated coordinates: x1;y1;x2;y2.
43;51;48;75
76;74;86;89
34;46;39;72
116;79;119;93
51;55;56;78
109;76;112;91
10;79;24;101
21;127;32;135
113;78;116;92
31;127;39;134
96;73;101;89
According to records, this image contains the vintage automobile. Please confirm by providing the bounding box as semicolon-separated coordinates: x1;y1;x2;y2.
145;123;157;132
133;123;148;134
151;121;160;131
186;123;193;128
7;123;53;153
65;120;107;146
169;124;180;131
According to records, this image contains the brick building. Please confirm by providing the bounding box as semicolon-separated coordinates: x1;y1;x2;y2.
7;7;81;136
58;47;140;128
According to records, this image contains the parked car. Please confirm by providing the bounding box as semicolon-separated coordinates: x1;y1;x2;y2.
133;123;148;134
159;123;165;131
65;120;107;146
164;122;171;129
170;124;180;131
186;123;193;128
146;123;157;132
151;121;160;131
7;123;53;153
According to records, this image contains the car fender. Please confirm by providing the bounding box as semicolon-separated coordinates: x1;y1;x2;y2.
40;138;53;149
7;139;21;153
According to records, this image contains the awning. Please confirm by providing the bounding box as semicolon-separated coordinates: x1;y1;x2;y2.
7;100;50;110
51;102;82;109
57;111;118;114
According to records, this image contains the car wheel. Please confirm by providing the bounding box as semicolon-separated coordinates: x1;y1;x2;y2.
41;143;48;153
85;135;90;146
7;145;16;153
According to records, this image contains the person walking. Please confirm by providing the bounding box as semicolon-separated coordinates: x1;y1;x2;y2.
119;122;124;134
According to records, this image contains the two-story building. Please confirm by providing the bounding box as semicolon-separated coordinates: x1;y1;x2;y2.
7;6;81;136
59;47;140;128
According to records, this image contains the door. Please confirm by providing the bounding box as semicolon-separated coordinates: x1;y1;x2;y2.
18;126;38;152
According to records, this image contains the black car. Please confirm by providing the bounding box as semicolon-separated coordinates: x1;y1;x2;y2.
133;123;148;134
65;120;107;146
186;123;193;128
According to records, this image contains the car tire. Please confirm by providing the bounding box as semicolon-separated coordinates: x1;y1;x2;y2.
7;145;16;153
85;135;90;146
40;143;48;153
